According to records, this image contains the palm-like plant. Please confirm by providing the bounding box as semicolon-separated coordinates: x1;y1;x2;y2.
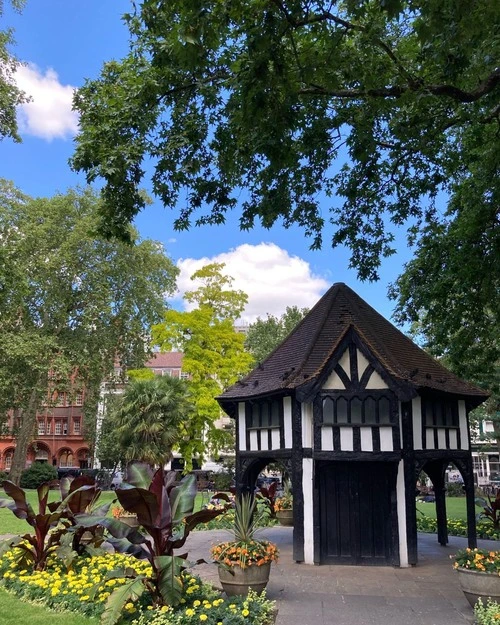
115;375;193;467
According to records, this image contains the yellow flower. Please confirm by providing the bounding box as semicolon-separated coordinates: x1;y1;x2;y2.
200;616;208;622
193;600;201;607
242;608;250;617
186;609;195;617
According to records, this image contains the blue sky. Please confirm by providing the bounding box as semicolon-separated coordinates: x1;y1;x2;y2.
1;1;414;324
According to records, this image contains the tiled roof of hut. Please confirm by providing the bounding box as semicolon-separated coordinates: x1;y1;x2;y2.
220;283;489;404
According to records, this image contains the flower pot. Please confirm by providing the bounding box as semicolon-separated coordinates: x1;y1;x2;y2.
457;568;500;607
118;514;139;528
218;562;271;596
276;509;293;526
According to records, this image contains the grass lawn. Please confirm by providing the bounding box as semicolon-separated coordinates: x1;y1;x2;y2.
416;496;483;521
0;587;98;625
0;489;209;536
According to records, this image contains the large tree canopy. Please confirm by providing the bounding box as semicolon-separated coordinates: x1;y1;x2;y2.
0;1;28;142
72;0;499;280
151;263;253;466
0;180;179;482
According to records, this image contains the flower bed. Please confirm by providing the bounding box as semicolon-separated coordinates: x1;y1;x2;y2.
453;548;500;573
416;515;500;540
0;548;276;625
211;540;279;569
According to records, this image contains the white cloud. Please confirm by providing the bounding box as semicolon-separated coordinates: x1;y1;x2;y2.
174;243;329;323
15;63;79;140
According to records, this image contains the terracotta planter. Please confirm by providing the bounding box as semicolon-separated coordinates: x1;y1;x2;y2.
457;568;500;607
218;562;271;596
118;514;139;528
276;509;293;526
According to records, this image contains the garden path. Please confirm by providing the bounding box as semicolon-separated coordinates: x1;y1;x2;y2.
186;528;488;625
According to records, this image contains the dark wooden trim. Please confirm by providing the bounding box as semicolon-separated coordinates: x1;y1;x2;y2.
372;427;381;452
279;398;285;449
349;343;358;384
267;428;272;451
333;426;340;450
421;401;427;450
292;451;304;562
245;403;251;451
334;364;351;389
353;426;361;452
445;428;450;450
359;364;375;389
457;427;461;449
401;401;413;451
313;396;322;451
312;450;401;462
292;397;302;451
238;449;293;460
433;427;439;450
414;449;471;461
235;402;240;452
392;423;401;452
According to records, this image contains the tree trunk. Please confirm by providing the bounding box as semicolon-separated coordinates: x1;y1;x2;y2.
9;388;41;485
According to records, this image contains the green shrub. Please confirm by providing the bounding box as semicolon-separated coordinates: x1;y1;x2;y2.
446;482;465;497
19;463;57;489
0;470;9;482
212;470;233;491
475;598;500;624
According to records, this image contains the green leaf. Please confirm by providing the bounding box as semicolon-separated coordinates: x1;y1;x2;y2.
155;555;185;606
101;577;145;625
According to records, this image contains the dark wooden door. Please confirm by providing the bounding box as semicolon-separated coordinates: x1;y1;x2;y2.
319;461;396;565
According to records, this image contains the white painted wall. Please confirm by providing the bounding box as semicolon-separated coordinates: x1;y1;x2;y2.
412;397;422;450
365;369;388;389
301;402;313;448
459;400;469;450
238;402;246;451
360;427;373;451
283;396;293;448
340;427;354;451
396;460;409;567
321;427;334;451
302;458;315;564
338;349;351;379
379;427;393;452
322;370;345;389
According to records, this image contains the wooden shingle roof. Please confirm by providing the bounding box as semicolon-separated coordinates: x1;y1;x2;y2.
219;283;489;405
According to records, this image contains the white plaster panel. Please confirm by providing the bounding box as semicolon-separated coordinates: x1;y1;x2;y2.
338;349;351;380
448;429;458;450
322;370;345;390
301;402;313;448
321;426;334;451
302;458;314;564
238;402;246;451
249;430;258;451
360;427;373;452
412;397;422;450
260;432;268;451
357;350;370;380
437;428;446;450
459;400;469;450
365;370;388;389
379;427;393;452
340;427;353;451
271;428;280;449
425;429;434;450
397;460;409;567
283;396;293;448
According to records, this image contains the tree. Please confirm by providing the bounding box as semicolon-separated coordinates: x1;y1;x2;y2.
113;375;194;467
245;306;309;363
151;263;253;466
0;180;179;483
72;1;499;282
0;1;29;141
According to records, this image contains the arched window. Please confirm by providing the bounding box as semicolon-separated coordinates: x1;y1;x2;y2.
323;397;334;424
59;450;74;468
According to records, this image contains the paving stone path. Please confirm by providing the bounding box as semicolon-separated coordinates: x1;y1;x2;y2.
186;528;484;625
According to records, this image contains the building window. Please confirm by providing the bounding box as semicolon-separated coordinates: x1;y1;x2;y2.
62;420;68;435
73;420;81;435
180;371;190;380
56;393;66;406
46;421;51;435
322;394;395;425
248;400;281;429
37;421;45;435
55;422;62;435
75;391;84;406
59;451;74;468
4;452;13;470
423;398;459;428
